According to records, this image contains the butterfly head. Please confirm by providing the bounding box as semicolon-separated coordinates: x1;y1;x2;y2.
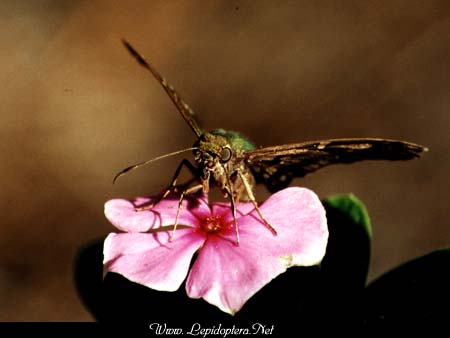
194;132;230;168
193;129;255;193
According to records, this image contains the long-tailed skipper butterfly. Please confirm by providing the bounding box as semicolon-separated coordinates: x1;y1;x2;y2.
115;40;428;245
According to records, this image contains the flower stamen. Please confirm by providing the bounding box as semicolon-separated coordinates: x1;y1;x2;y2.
200;216;229;235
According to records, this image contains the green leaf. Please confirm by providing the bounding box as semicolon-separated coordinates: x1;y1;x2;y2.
364;247;450;326
324;194;372;239
321;194;372;291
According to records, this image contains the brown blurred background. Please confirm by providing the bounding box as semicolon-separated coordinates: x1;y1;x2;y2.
1;1;449;321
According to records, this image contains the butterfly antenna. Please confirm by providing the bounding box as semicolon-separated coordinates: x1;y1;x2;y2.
121;39;203;138
113;147;198;184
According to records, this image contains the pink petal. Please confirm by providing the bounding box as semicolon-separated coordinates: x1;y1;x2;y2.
105;194;211;232
186;187;328;314
211;202;256;223
103;230;205;291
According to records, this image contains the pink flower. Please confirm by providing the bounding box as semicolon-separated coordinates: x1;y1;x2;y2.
103;187;328;314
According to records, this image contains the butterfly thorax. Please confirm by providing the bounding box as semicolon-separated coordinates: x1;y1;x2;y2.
193;129;256;200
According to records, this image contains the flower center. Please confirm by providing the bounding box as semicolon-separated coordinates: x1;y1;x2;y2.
199;216;229;235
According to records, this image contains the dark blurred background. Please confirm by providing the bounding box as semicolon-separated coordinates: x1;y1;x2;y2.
1;1;449;321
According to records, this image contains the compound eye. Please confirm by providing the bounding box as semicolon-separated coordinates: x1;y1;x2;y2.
220;146;232;163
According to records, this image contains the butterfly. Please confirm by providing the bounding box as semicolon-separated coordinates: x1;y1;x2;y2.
115;40;428;244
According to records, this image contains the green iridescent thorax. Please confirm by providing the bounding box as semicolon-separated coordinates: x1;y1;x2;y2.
209;129;256;152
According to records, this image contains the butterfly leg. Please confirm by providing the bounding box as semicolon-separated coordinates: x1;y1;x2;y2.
170;183;203;242
221;167;240;246
228;192;240;246
136;159;198;211
237;170;277;236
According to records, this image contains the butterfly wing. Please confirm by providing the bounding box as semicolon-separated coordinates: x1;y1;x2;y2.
246;138;427;192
